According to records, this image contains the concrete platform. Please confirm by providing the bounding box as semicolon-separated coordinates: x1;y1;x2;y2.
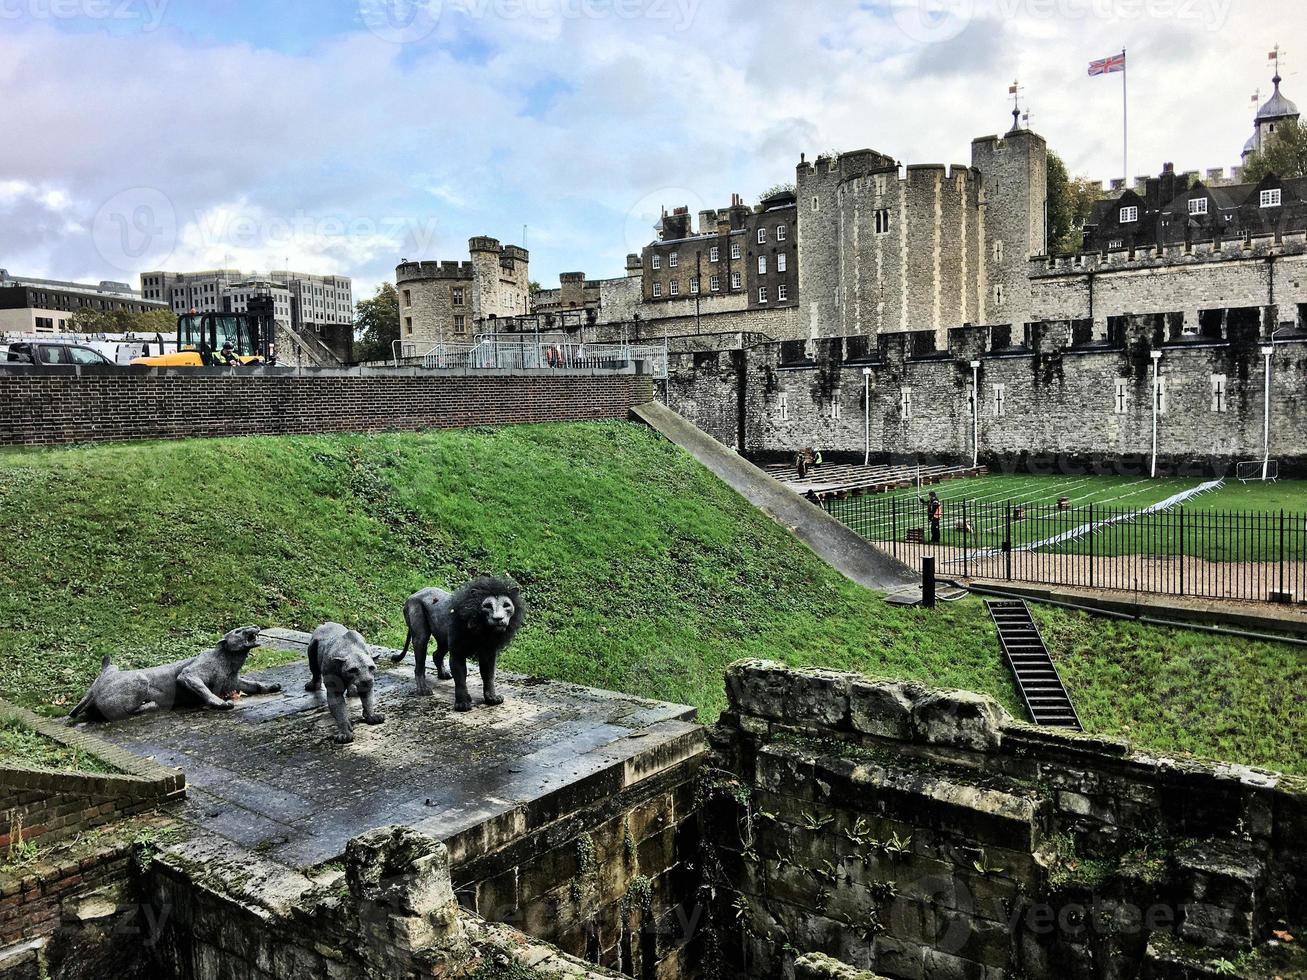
91;628;703;871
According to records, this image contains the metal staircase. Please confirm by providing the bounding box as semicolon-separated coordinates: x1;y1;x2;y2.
985;600;1082;730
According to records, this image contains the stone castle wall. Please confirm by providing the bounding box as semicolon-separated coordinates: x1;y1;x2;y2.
703;660;1307;980
663;318;1307;472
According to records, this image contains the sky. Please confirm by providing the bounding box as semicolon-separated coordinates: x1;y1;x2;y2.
1;0;1302;300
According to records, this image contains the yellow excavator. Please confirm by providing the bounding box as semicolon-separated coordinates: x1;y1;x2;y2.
132;301;276;368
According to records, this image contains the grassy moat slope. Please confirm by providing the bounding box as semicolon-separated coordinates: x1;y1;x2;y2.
0;422;1302;775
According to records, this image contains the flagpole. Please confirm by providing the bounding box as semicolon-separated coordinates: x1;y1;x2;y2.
1122;47;1129;186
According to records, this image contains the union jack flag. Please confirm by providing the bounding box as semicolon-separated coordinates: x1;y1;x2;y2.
1089;53;1127;76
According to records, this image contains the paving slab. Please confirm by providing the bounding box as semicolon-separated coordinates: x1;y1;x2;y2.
89;628;703;871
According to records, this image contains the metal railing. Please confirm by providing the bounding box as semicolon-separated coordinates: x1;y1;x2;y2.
418;336;668;378
823;495;1307;604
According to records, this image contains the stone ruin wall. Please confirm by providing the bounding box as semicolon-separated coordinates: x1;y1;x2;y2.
700;660;1307;980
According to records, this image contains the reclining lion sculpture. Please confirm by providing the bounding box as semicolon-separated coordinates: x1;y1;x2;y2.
69;626;280;722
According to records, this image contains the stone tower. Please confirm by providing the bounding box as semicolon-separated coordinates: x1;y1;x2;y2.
970;124;1048;331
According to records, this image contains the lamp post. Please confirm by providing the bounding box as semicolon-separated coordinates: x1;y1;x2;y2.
862;367;873;466
1150;350;1163;478
1262;341;1276;481
970;360;982;470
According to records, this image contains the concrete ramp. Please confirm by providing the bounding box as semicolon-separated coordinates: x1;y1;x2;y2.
631;402;915;593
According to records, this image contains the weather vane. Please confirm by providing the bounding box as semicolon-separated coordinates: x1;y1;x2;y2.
1008;79;1025;131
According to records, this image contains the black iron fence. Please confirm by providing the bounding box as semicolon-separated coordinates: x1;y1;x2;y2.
823;495;1307;603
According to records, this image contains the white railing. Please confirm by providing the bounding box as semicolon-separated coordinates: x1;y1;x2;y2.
418;336;667;379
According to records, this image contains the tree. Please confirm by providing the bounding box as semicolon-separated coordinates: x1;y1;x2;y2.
354;282;401;363
758;182;796;201
68;307;176;336
1046;151;1101;256
1241;119;1307;183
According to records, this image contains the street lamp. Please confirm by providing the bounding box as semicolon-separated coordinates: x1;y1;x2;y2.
862;367;873;467
1150;350;1163;478
970;360;982;470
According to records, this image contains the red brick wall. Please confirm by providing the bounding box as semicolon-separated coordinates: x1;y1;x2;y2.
0;370;656;447
0;841;133;948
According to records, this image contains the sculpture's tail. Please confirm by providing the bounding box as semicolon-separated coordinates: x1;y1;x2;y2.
391;629;411;664
68;656;112;719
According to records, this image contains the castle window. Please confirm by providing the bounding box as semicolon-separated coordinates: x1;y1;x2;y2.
874;209;891;235
899;388;912;420
405;317;413;336
1120;206;1139;223
670;279;679;296
993;241;1004;263
731;272;742;290
758;286;768;304
1189;197;1209;216
1114;379;1128;414
778;393;789;421
669;252;679;268
993;284;1005;306
1261;189;1282;208
452;288;465;306
757;256;767;275
992;384;1006;417
731;242;742;260
875;175;886;195
710;275;721;291
1109;239;1124;249
777;253;788;272
831;391;842;420
652;283;663;297
402;289;412;306
757;228;767;244
651;254;661;270
710;246;720;263
777;225;787;241
690;277;700;294
812;196;820;211
453;315;467;334
1156;377;1167;415
1211;374;1227;413
778;284;789;301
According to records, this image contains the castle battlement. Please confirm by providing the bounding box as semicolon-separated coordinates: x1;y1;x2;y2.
396;260;474;282
1032;231;1307;277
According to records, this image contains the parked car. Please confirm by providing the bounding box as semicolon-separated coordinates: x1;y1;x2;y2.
4;341;114;366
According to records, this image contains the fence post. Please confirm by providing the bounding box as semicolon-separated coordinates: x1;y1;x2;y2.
892;497;899;561
1179;506;1185;597
963;499;970;579
1088;503;1095;589
1005;502;1013;582
1280;509;1287;600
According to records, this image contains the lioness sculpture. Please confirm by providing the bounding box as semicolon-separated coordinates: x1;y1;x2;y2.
69;626;278;722
305;622;385;744
393;577;525;711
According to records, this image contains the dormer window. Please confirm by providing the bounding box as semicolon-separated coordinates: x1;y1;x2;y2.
1261;189;1282;209
1189;198;1208;216
1120;206;1139;223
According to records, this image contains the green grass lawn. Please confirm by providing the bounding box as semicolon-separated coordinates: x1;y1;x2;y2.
0;423;1303;776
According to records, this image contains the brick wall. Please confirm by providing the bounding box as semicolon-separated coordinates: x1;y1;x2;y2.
704;660;1307;980
0;703;185;853
0;367;655;448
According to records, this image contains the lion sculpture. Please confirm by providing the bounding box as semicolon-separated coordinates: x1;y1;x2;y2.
69;626;279;722
393;577;525;711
